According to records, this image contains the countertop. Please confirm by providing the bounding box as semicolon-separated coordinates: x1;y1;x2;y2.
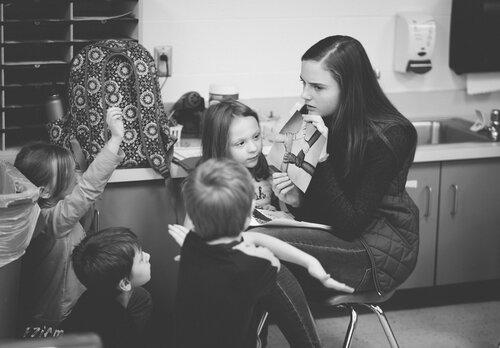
108;138;500;183
2;127;500;184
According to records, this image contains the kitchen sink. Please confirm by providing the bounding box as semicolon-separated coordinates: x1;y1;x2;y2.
412;118;492;146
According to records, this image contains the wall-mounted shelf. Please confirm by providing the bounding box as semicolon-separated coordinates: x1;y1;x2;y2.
0;0;141;150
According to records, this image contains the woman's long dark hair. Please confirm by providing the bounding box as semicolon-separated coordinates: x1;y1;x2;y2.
302;35;416;179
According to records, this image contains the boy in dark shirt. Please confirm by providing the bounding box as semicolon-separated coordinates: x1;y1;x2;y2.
59;227;152;348
170;158;347;348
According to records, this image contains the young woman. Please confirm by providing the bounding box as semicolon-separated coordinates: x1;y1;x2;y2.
14;107;125;327
262;35;419;297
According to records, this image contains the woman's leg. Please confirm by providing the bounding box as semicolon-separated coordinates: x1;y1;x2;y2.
260;265;323;348
255;226;375;347
255;226;375;294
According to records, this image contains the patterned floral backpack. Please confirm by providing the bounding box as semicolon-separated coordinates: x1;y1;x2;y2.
48;39;176;177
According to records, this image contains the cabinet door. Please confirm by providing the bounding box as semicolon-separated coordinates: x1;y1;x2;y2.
436;159;500;285
0;0;141;150
96;178;185;315
0;1;71;149
400;163;440;289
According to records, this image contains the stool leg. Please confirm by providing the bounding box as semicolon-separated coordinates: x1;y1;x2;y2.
256;311;268;336
342;305;358;348
365;304;399;348
255;311;268;348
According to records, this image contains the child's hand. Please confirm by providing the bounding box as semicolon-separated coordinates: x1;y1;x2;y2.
107;107;124;138
168;224;189;247
256;204;276;211
307;260;354;293
272;172;303;208
233;243;281;270
320;275;355;293
106;107;124;152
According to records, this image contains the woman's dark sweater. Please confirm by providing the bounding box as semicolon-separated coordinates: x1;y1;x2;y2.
294;123;416;239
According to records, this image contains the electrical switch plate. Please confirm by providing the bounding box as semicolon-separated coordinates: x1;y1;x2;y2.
154;45;172;77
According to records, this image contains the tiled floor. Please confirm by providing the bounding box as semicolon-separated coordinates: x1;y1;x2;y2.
267;280;500;348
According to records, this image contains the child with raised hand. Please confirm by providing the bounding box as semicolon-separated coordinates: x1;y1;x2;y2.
59;227;152;348
168;158;352;348
15;106;125;328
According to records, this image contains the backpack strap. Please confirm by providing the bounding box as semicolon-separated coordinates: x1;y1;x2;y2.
69;136;88;172
98;48;174;178
171;156;198;174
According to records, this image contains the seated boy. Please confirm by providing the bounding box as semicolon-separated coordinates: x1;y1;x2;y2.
169;158;352;348
59;227;152;348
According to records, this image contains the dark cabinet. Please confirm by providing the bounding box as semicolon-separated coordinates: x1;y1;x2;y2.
436;158;500;285
402;163;440;289
0;0;140;150
403;158;500;289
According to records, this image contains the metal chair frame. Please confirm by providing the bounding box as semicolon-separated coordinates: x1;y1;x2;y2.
255;311;269;348
256;290;399;348
323;290;399;348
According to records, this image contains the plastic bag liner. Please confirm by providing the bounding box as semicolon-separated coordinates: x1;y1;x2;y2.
0;160;40;268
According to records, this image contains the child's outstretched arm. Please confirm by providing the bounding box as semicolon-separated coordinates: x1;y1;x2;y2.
46;107;125;237
169;224;281;269
242;231;354;293
106;107;124;154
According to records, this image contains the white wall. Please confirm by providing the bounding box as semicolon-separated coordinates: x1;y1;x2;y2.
141;0;499;120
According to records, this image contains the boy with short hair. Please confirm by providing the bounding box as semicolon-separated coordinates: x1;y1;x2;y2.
170;158;350;348
59;227;152;348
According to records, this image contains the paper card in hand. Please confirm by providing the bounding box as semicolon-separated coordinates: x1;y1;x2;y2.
267;106;327;192
249;208;330;230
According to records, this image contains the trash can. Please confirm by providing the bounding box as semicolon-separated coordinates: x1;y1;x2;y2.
0;160;39;339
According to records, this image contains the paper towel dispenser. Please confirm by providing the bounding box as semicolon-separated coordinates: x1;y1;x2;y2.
394;13;436;74
449;0;500;74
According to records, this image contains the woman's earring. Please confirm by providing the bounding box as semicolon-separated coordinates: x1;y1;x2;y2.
117;278;132;292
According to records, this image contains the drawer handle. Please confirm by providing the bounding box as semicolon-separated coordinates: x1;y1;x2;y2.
424;185;432;217
450;184;459;216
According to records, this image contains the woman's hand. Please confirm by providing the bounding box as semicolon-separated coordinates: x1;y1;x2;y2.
272;172;303;208
106;107;124;153
233;243;281;270
168;224;189;247
303;114;328;139
307;259;355;293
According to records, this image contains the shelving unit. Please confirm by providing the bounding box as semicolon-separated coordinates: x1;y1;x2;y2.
0;0;141;150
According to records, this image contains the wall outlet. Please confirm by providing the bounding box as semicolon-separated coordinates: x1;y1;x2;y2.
154;46;172;77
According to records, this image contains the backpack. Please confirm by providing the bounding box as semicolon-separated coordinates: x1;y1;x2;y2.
48;39;176;177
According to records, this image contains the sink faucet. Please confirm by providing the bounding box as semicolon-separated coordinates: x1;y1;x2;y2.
488;109;500;141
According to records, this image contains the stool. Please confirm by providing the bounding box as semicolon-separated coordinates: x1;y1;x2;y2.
322;290;399;348
256;311;269;348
